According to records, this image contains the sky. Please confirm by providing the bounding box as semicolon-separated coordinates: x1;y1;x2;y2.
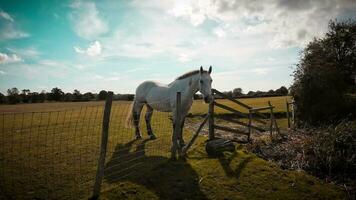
0;0;355;94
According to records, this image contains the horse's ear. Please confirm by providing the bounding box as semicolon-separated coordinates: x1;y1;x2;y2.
208;66;212;74
200;66;203;74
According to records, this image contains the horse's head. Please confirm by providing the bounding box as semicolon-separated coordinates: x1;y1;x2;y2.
199;66;213;103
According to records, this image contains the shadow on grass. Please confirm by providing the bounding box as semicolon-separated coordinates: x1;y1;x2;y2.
217;151;254;179
104;139;207;200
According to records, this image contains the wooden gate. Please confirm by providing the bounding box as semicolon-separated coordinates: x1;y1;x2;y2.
208;89;280;142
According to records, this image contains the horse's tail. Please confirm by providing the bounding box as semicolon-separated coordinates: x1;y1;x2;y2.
125;101;134;128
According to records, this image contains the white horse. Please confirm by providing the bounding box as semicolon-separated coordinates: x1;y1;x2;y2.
127;66;213;158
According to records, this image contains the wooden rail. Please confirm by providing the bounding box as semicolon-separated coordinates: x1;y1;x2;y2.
208;88;282;142
212;89;268;119
249;106;274;112
215;115;267;132
214;124;249;136
214;101;266;124
182;114;209;155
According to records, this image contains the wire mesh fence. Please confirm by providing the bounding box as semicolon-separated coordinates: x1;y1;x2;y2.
0;100;188;199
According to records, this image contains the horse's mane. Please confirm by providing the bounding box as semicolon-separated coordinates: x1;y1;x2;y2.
175;70;208;80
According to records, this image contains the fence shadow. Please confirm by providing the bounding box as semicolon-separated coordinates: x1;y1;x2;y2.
218;152;254;179
104;139;207;199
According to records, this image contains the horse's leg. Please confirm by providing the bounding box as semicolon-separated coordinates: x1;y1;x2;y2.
171;113;178;160
145;105;156;140
133;101;144;139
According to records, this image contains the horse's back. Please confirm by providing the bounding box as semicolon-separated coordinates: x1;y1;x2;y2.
135;81;172;111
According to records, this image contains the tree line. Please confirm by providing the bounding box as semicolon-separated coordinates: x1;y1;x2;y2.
0;87;134;104
0;86;289;105
215;86;288;99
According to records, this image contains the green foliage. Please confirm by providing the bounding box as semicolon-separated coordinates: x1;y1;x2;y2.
49;87;64;101
291;19;356;125
7;87;21;104
98;90;108;100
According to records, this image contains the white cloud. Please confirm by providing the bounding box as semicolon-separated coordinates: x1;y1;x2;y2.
251;68;269;75
74;41;102;57
178;53;190;63
125;67;149;73
0;52;22;64
0;10;29;40
7;47;40;58
167;0;356;48
70;1;108;40
213;27;226;38
0;10;14;22
0;70;5;74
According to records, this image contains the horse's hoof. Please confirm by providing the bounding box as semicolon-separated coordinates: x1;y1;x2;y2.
149;135;157;140
135;135;142;140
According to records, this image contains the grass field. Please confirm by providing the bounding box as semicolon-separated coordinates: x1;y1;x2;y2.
0;96;345;199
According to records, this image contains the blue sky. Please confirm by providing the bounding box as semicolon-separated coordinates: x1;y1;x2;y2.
0;0;355;94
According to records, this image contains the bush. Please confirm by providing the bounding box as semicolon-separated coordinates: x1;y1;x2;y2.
303;120;356;180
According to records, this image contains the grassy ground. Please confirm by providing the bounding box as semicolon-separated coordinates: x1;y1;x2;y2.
100;139;345;200
0;96;326;200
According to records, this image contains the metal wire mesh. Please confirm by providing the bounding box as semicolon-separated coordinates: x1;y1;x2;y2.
0;100;182;200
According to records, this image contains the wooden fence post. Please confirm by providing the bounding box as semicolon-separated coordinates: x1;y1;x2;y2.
268;101;273;139
91;91;113;199
248;110;252;142
286;99;291;128
208;90;215;140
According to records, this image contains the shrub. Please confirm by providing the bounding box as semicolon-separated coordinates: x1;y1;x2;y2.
303;120;356;180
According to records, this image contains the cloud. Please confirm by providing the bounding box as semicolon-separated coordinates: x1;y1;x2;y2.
251;67;269;75
167;0;356;48
0;10;14;22
0;10;29;40
213;27;226;38
0;70;5;75
7;47;40;59
70;1;108;40
74;41;102;57
178;53;191;63
0;52;22;64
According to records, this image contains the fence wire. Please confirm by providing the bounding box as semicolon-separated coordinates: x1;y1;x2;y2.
0;100;198;199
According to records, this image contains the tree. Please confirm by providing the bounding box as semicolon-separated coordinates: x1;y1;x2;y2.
232;88;243;98
73;89;82;101
275;86;288;96
39;90;46;102
21;89;31;103
0;92;6;104
7;87;21;104
83;92;94;101
29;92;40;103
290;19;356;125
98;90;108;100
50;87;64;101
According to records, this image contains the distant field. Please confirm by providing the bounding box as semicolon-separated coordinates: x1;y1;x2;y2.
0;96;291;114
